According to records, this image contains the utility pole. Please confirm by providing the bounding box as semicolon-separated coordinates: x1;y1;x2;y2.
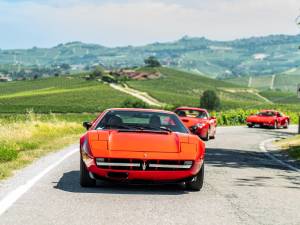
296;16;300;134
298;84;300;134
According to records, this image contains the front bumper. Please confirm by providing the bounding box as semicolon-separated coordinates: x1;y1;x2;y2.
83;157;203;182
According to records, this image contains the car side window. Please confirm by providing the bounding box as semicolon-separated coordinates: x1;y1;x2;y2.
197;111;208;119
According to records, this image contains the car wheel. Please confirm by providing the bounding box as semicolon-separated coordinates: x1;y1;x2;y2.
283;120;289;129
186;163;204;191
203;128;210;141
80;157;96;187
273;121;278;129
209;129;216;139
247;124;254;128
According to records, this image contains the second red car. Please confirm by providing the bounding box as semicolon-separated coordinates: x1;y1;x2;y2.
246;110;289;129
175;107;217;141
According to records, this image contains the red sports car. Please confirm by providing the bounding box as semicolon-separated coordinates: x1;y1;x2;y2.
174;107;217;141
80;108;206;191
246;110;289;129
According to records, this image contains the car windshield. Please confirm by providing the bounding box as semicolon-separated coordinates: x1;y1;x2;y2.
257;111;276;117
175;109;208;119
95;110;189;133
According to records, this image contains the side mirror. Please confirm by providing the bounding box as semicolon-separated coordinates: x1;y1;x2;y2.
210;116;216;120
83;121;92;130
189;126;197;132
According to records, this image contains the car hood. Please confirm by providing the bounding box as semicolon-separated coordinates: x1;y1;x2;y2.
87;130;197;154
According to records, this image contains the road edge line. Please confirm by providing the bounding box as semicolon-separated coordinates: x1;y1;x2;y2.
0;148;78;216
259;139;299;172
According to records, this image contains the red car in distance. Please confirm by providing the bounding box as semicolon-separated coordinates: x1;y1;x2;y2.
246;110;289;129
175;107;217;141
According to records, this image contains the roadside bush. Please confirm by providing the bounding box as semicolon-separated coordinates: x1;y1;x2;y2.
215;108;299;126
0;144;18;162
121;99;149;108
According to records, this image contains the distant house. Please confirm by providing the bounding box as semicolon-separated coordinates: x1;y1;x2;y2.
0;75;12;82
16;77;26;81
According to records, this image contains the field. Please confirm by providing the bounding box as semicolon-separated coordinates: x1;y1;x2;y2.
259;91;300;104
0;75;137;113
0;113;98;179
226;72;300;93
128;67;299;110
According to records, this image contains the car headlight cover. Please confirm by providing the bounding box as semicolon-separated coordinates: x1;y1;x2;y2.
196;123;205;128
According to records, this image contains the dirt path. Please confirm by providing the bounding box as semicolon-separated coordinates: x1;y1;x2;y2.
254;92;273;104
110;83;164;107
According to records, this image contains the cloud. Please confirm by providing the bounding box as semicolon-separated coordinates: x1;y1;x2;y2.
0;0;299;49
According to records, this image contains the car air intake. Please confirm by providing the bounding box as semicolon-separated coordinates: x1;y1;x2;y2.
107;172;128;179
96;158;193;171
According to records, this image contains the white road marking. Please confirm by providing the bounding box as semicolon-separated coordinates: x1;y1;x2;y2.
259;139;299;172
0;148;78;216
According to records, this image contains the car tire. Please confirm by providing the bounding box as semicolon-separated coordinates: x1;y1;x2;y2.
209;129;216;139
273;121;278;129
80;157;96;187
247;124;254;128
203;128;210;141
186;163;204;191
283;121;289;129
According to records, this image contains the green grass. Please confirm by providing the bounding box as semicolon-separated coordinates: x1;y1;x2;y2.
128;67;273;109
276;135;300;161
0;75;137;113
259;90;300;104
226;73;300;93
215;108;299;126
0;113;89;180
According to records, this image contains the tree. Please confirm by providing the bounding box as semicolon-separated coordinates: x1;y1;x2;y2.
90;66;104;79
144;56;161;67
200;90;220;111
121;99;148;108
60;63;71;70
297;15;300;49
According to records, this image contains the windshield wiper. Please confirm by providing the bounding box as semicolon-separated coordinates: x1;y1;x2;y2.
101;124;137;130
140;125;172;133
159;126;173;132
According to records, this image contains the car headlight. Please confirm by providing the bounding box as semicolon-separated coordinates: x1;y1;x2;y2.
82;139;93;158
196;123;205;128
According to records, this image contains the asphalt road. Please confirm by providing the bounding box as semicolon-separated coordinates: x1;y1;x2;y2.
0;126;299;225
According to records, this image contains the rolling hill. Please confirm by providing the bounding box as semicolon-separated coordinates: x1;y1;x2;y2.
127;67;276;109
225;72;300;93
0;67;299;115
0;75;137;113
1;34;300;79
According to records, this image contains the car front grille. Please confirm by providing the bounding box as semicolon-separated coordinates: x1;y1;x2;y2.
95;158;193;171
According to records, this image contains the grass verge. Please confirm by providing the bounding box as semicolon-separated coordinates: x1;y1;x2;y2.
275;135;300;161
0;113;88;180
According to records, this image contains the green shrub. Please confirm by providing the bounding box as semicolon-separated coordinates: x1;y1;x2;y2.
0;145;18;162
216;108;299;126
121;99;149;108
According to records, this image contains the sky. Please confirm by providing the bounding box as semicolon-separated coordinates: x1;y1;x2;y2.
0;0;300;49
